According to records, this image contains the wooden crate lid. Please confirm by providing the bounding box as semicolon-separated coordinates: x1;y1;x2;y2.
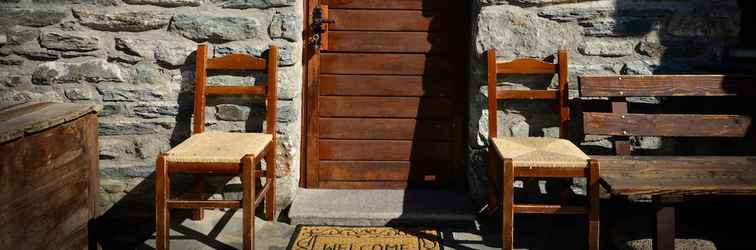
0;102;96;143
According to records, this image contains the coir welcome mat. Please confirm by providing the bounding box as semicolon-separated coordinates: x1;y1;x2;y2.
288;226;442;250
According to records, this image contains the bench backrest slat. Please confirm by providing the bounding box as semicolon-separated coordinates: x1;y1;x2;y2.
583;113;752;137
580;75;756;97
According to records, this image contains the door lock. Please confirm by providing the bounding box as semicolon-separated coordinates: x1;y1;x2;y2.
310;5;335;49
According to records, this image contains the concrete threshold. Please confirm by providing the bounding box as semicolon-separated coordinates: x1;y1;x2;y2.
289;189;476;227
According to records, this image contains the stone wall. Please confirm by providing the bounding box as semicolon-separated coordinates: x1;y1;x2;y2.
468;0;741;203
0;0;303;216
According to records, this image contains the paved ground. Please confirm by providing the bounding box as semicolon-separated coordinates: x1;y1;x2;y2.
91;195;756;250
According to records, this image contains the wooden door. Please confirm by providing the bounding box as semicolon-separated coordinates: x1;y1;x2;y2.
304;0;468;189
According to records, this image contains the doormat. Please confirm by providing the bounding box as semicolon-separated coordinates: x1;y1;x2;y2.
288;226;442;250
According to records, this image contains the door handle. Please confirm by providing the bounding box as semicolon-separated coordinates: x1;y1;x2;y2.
310;5;335;49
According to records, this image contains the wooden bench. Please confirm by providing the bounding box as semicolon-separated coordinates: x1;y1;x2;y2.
578;75;756;250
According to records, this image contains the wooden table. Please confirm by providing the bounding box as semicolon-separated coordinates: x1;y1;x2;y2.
0;102;99;249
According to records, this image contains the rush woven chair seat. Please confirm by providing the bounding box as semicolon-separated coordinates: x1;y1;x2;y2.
486;48;600;250
492;137;590;168
155;43;278;250
165;132;272;163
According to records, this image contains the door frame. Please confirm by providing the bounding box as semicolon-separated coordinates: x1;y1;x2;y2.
300;0;472;188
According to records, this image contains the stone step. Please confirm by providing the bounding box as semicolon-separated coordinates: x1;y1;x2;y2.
289;189;476;227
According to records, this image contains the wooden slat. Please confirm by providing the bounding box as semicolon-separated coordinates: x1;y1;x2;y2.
320;96;453;118
320;118;451;140
319;181;409;189
328;31;437;53
325;0;450;10
319;75;451;97
329;10;441;31
167;200;241;209
319;161;440;181
594;155;756;196
583;113;752;137
320;53;450;75
514;204;587;214
206;86;266;95
207;54;266;70
320;139;451;161
496;90;558;100
496;58;557;74
579;75;756;97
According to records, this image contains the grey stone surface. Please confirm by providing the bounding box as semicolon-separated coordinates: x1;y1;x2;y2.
64;86;98;100
170;14;264;43
0;8;67;29
214;41;296;66
114;36;151;57
97;84;166;102
269;12;300;42
154;43;194;67
290;189;475;226
32;59;124;84
579;38;636;57
475;5;582;59
0;57;25;66
73;8;172;32
0;34;6;46
12;47;59;61
7;27;40;45
124;0;201;7
39;31;101;52
221;0;295;9
134;62;170;85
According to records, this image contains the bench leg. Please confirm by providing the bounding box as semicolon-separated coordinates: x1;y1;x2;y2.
654;196;678;250
502;159;514;250
242;155;256;250
587;160;600;250
155;154;169;250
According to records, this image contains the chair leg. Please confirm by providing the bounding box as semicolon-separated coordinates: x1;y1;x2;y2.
265;150;276;221
502;159;514;250
242;155;255;250
486;146;501;214
190;178;206;221
155;154;169;250
587;160;600;250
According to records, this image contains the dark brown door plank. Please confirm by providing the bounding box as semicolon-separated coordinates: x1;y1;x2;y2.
320;53;451;75
318;181;409;189
583;113;752;137
319;75;452;97
329;10;443;31
325;0;451;10
319;139;451;161
319;118;451;140
319;161;441;181
319;96;453;118
328;31;439;53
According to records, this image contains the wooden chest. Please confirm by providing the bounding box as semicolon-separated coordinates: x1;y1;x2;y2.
0;102;99;249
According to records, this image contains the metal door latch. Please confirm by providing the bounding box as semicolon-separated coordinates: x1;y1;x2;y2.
310;6;335;49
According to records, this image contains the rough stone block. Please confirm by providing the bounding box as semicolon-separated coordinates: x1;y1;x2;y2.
269;12;300;42
134;62;170;86
32;59;124;84
39;31;100;52
133;102;179;119
221;0;295;9
154;44;194;67
97;84;166;102
64;86;98;100
215;104;251;121
214;41;297;66
170;14;264;43
73;8;172;32
0;34;6;46
0;8;67;29
98;117;174;136
578;38;636;57
124;0;201;7
7;27;40;45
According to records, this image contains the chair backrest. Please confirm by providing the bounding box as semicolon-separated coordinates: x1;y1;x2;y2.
193;43;278;135
579;74;756;155
487;48;569;139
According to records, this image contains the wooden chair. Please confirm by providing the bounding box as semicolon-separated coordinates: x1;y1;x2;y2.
486;49;600;250
155;43;278;250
